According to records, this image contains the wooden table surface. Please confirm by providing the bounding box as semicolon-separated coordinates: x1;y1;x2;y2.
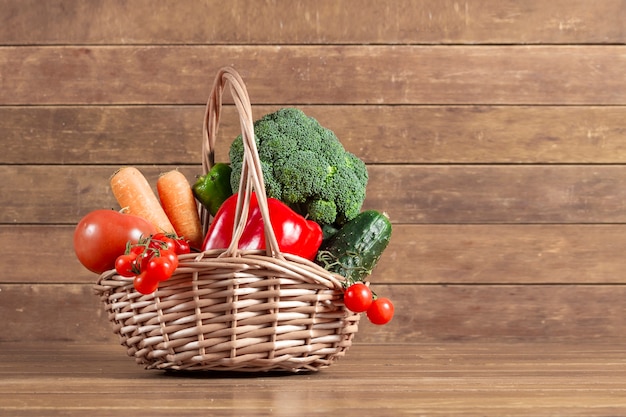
1;341;624;416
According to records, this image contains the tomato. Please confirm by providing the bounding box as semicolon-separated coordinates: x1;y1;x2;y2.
366;297;394;325
173;238;191;255
159;249;179;268
74;210;157;274
150;233;177;252
150;233;190;255
115;253;138;277
130;245;147;256
134;248;153;272
145;254;178;282
133;272;159;295
343;282;373;313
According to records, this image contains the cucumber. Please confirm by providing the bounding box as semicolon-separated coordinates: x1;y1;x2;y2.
316;210;392;283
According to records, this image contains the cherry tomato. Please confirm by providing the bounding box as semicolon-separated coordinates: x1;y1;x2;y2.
136;248;156;273
74;210;157;274
130;245;147;256
173;238;191;255
133;272;159;294
159;249;179;269
145;255;177;282
151;233;177;252
151;232;169;241
366;297;394;325
115;253;138;277
343;282;373;313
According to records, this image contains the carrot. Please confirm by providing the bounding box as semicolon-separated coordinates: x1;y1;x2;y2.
110;167;175;234
157;169;204;249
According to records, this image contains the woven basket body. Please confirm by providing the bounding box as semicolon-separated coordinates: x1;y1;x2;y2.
94;67;359;372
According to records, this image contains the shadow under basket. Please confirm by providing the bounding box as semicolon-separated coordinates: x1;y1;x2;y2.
93;67;360;373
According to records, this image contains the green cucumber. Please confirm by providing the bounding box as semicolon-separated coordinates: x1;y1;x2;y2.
316;210;392;283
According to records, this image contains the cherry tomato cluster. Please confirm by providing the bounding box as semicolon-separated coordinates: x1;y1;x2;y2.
115;233;191;295
343;282;394;325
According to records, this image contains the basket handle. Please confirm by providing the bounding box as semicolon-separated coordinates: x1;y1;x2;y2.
201;67;283;259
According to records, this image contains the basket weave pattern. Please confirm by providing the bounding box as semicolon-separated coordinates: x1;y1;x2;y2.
94;68;359;372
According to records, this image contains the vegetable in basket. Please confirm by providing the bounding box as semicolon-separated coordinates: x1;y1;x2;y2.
110;167;176;234
316;210;395;325
115;233;191;295
74;209;157;274
157;170;204;250
228;108;368;228
192;162;233;217
202;192;323;261
316;210;392;283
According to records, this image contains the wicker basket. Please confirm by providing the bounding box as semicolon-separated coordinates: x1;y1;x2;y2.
94;67;360;372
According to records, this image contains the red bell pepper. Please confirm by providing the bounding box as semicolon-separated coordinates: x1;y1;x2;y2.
202;192;323;261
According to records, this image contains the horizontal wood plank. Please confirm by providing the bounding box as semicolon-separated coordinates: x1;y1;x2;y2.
4;165;626;225
0;342;625;416
2;0;624;45
3;342;625;379
5;224;626;285
378;224;626;284
1;283;624;344
365;165;626;224
4;105;626;165
2;46;626;105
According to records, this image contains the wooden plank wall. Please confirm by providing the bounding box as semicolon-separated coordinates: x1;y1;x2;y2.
2;0;626;345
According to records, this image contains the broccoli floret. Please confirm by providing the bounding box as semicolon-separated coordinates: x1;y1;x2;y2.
306;199;337;225
276;150;327;203
229;108;368;226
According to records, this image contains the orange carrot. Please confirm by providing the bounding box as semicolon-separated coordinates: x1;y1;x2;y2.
157;170;203;249
110;167;175;234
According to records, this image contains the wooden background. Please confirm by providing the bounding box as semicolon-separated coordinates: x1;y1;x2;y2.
1;0;626;345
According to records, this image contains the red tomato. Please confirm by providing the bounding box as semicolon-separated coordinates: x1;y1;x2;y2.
115;253;138;277
173;238;191;255
366;297;395;325
133;272;159;295
74;210;157;274
136;248;156;272
159;249;179;269
150;233;177;252
343;283;373;313
145;254;178;282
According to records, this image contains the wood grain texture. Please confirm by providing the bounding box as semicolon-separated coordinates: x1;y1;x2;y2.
4;105;626;165
4;165;626;224
378;224;626;284
1;284;625;344
2;0;624;45
1;342;625;416
2;46;626;105
2;0;626;350
366;165;626;224
5;224;626;285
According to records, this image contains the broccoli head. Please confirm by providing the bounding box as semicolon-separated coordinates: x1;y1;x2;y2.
229;108;368;226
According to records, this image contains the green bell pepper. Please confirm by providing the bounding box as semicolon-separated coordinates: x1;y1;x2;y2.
192;163;233;216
